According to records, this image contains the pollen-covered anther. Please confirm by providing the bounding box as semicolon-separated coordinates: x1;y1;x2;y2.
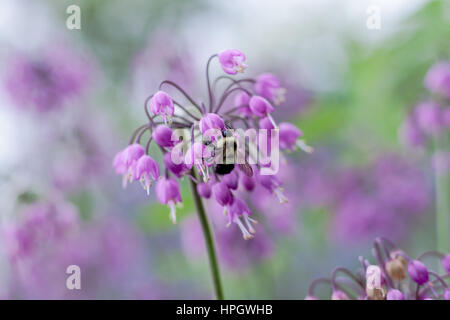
244;215;257;234
274;187;288;204
235;217;254;240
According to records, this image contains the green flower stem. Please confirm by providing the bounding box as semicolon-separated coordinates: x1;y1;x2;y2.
434;136;450;256
189;170;224;300
435;162;449;255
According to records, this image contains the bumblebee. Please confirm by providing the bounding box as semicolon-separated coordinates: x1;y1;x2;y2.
210;127;253;177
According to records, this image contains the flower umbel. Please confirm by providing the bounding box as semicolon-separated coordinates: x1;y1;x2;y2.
307;238;450;300
114;49;311;238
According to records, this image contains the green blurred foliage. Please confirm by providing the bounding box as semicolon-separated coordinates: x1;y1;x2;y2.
296;0;450;167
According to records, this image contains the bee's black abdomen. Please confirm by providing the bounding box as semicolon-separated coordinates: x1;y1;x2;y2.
215;164;235;175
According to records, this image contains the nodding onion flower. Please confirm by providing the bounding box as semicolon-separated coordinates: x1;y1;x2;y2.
113;49;312;239
307;237;450;300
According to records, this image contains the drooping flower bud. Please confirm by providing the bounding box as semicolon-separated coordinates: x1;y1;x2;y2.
113;151;127;175
133;155;160;195
123;143;145;167
164;149;187;178
113;144;145;188
149;91;174;124
257;174;288;204
249;96;274;118
279;122;313;153
385;251;408;282
408;260;429;285
234;91;252;117
199;113;225;139
386;289;405;300
212;182;232;207
197;182;212;199
331;290;349;300
259;117;275;130
152;125;177;148
228;197;257;240
254;73;286;105
222;170;239;190
218;49;247;75
156;177;182;224
240;173;255;192
441;254;450;274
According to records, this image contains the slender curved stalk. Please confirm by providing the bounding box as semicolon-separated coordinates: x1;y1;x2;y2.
205;54;217;112
215;87;253;114
159;80;203;113
189;170;224;300
433;136;449;257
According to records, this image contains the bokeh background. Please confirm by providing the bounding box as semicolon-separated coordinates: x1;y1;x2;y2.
0;0;449;299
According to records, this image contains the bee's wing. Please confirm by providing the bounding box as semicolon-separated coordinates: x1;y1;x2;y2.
238;163;253;177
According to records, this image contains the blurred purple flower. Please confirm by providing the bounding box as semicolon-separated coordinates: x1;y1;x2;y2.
3;46;90;112
424;61;450;98
3;201;162;299
254;73;286;105
331;155;430;242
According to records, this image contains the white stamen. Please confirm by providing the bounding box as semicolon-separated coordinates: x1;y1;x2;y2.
268;114;278;129
168;200;177;224
235;217;254;240
223;207;228;216
247;217;258;224
244;215;256;234
274;187;288;204
297;139;314;154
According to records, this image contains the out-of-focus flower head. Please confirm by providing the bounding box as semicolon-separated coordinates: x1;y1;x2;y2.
424;61;450;98
307;237;450;300
400;62;450;149
331;155;430;243
3;204;162;299
3;45;90;112
3;199;79;262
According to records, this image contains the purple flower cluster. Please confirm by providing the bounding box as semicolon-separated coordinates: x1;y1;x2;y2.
114;49;312;240
3;200;78;262
2;200;161;299
3;45;90;112
281;153;430;243
401;62;450;148
331;155;430;242
307;237;450;300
